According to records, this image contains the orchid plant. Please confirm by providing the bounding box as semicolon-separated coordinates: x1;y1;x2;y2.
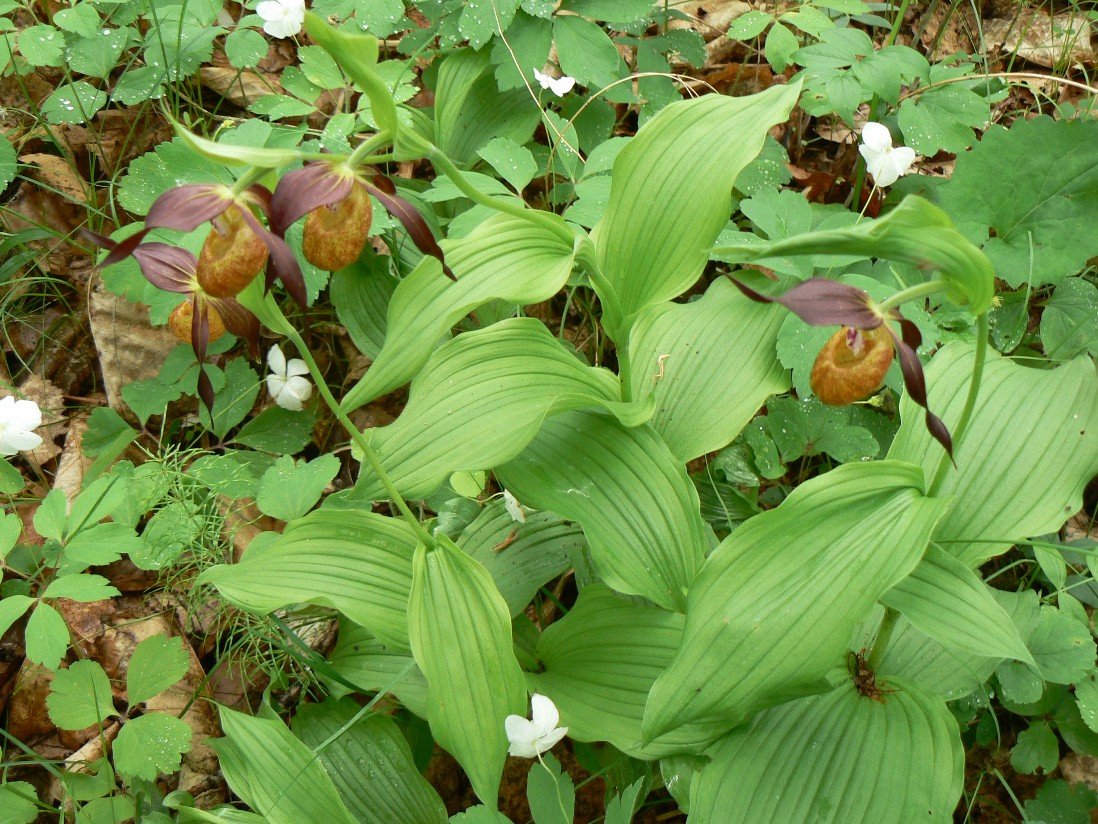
71;11;1098;824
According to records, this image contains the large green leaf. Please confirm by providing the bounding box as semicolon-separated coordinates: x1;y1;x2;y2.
434;48;540;166
882;543;1033;663
591;82;802;339
888;342;1098;566
627;278;789;461
688;678;963;823
327;620;428;717
211;707;356;824
529;585;723;759
496;409;709;611
294;699;447;824
198;509;417;650
408;536;526;805
352;318;647;500
457;500;582;617
643;461;948;740
341;213;578;411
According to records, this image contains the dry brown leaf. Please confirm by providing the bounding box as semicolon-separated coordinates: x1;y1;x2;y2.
16;373;66;467
199;66;280;108
668;0;753;65
18;152;88;204
87;283;179;418
983;4;1096;69
51;412;91;507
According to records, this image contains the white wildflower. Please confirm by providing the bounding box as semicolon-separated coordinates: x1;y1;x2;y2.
266;344;312;411
505;693;568;759
859;121;917;187
533;67;576;98
256;0;305;39
0;396;43;456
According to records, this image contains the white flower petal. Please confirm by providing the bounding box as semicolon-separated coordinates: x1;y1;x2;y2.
530;693;560;732
284;357;310;379
860;121;893;152
547;75;576;97
0;396;44;456
8;399;42;431
506;693;568;758
533;68;553;89
2;430;43;454
267;344;287;376
505;715;539;758
283;375;313;404
503;490;527;524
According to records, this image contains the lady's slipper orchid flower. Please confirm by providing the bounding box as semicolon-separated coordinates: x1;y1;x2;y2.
859;122;916;188
270;161;453;278
256;0;305;39
84;231;260;411
505;693;568;758
730;276;953;458
533;68;576;98
0;396;44;456
266;344;312;410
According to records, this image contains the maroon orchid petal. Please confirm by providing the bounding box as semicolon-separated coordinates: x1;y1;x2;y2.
270;164;354;235
213;297;261;360
191;300;215;412
244;183;273;216
130;242;198;293
888;316;954;459
262;229;309;309
145;184;234;233
729;276;882;329
83;227;155;266
365;175;454;280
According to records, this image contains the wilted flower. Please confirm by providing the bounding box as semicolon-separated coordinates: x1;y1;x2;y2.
503;489;535;524
505;693;568;758
730;276;953;458
270;161;453;278
0;396;43;456
256;0;305;39
859;122;916;188
533;68;576;98
266;344;312;410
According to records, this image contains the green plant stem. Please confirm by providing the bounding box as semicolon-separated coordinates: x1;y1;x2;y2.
618;346;633;403
874;280;945;315
348;130;395;167
230;166;269;195
423;143;577;246
927;312;989;497
884;0;912;47
866;606;899;671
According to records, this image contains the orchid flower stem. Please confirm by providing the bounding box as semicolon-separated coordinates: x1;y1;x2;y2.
424;144;577;246
262;300;434;547
230;166;269;196
927;312;989;497
874;280;946;315
618;347;633;402
348;130;395;167
866;606;898;671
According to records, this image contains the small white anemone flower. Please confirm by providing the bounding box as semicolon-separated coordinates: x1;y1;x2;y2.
266;344;312;411
502;489;536;524
533;67;576;98
256;0;305;39
0;396;43;456
858;122;917;188
505;693;568;758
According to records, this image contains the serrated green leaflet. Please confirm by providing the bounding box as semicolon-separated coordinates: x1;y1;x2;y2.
530;585;723;759
627;278;789;461
408;536;526;806
591;82;802;339
199;508;417;649
113;713;192;780
212;707;356;824
127;635;190;704
294;700;448;824
888;342;1098;567
342;213;578;411
47;660;115;728
643;461;948;739
688;679;963;823
352;318;647;501
497;409;708;611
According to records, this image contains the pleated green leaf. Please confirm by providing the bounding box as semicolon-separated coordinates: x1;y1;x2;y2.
353;318;647;500
689;678;963;823
627;278;789;461
328;620;429;717
591;82;801;339
888;342;1098;567
211;707;356;824
408;536;526;806
496;409;709;611
882;544;1033;663
342;213;578;411
530;585;723;759
457;500;583;617
198;509;417;650
876;618;1001;701
434;48;540;166
294;699;447;824
644;461;948;739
